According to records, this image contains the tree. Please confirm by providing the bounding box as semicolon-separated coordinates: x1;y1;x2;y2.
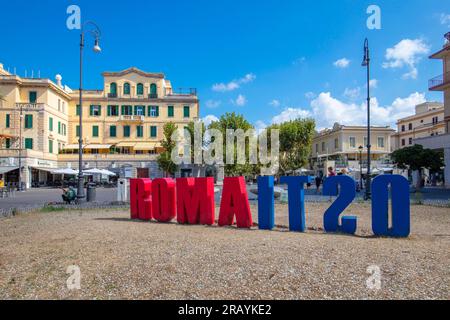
207;112;255;177
391;144;444;187
156;122;178;177
266;118;316;175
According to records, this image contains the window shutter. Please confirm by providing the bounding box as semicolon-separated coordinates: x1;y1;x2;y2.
121;106;125;115
107;106;111;116
6;114;10;128
156;106;159;117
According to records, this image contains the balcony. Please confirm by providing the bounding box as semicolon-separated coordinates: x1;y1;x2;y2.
429;71;450;91
107;93;117;98
169;88;197;96
118;115;144;122
15;102;45;111
148;93;158;99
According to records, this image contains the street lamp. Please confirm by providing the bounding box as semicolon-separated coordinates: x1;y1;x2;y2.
358;145;363;191
362;38;371;200
18;105;23;191
77;21;101;202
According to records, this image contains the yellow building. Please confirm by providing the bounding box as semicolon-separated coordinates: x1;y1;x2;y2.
391;102;445;151
310;123;395;175
0;64;199;188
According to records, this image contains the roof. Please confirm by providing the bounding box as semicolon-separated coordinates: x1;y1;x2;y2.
102;67;165;79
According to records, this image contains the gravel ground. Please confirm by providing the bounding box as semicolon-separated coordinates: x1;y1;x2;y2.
0;203;449;300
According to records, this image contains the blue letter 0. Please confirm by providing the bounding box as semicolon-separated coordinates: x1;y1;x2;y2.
257;176;275;230
323;175;357;234
372;175;410;238
280;176;311;232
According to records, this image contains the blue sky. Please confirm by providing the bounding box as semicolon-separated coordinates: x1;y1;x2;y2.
0;0;449;129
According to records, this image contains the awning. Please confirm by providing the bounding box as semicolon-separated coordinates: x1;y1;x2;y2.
0;166;18;174
116;142;136;147
29;166;57;173
63;144;112;150
134;143;156;151
64;144;83;150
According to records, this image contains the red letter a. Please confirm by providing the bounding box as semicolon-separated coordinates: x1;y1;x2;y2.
218;177;253;228
129;178;152;220
176;177;215;225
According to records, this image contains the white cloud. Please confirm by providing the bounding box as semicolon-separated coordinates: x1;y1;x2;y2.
269;91;426;130
202;115;219;127
305;92;316;100
382;39;430;79
231;94;247;106
292;57;306;66
212;73;256;92
271;108;311;124
333;58;350;69
254;120;268;132
205;99;221;109
440;13;450;27
343;87;361;100
369;79;378;88
269;99;280;107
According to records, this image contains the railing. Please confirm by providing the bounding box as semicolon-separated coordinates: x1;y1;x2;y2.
119;115;144;122
107;93;117;98
15;102;45;111
148;93;158;99
170;88;197;96
429;71;450;90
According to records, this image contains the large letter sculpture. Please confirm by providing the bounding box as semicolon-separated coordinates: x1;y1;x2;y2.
176;177;215;225
129;178;152;220
152;178;176;222
323;175;357;234
280;176;311;232
257;176;275;230
218;177;253;228
371;175;410;237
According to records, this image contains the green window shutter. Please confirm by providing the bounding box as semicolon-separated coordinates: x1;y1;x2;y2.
6;114;10;128
110;83;117;95
5;138;11;149
121;106;125;115
110;126;117;137
156;106;159;117
76;125;80;137
92;125;99;137
134;106;138;115
25;115;33;128
25;138;33;149
76;105;80;116
49;140;53;154
58;121;61;134
49;117;53;131
137;126;143;137
29;91;37;103
124;83;130;95
150;126;157;138
137;83;144;95
124;125;130;137
107;106;111;116
90;105;94;116
168;106;174;117
184;106;190;118
98;106;101;116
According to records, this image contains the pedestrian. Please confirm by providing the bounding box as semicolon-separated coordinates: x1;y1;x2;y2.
327;166;336;177
315;175;322;194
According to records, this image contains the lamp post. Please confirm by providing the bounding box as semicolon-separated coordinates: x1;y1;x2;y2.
77;21;101;202
362;38;371;200
18;104;23;191
358;145;363;191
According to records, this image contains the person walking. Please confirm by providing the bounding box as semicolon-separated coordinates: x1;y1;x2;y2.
315;172;323;194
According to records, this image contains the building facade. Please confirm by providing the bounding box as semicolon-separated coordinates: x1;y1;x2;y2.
0;64;199;188
310;123;395;176
391;102;445;151
414;32;450;188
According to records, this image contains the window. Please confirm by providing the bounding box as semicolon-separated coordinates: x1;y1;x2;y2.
62;101;65;113
377;137;385;148
432;116;439;125
363;137;368;148
134;105;145;116
29;91;37;103
92;125;99;137
110;82;117;95
24;115;33;129
168;105;174;117
136;125;143;137
315;144;318;153
123;82;130;95
321;142;326;152
148;106;159;117
48;140;53;154
150;83;157;98
6;114;10;128
409;137;413;145
76;105;81;116
137;83;144;95
90;105;101;116
334;138;338;149
25;138;33;149
107;105;119;116
58;99;61;112
401;125;405;132
121;105;133;116
408;123;413;130
183;106;190;118
58;121;61;134
401;139;405;146
48;117;53;131
123;125;130;137
110;126;117;137
76;125;80;137
349;137;356;148
150;126;157;138
5;138;11;149
62;123;66;136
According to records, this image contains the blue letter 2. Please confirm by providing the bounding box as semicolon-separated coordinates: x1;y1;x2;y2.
372;175;410;238
257;176;275;230
323;175;357;234
280;176;311;232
